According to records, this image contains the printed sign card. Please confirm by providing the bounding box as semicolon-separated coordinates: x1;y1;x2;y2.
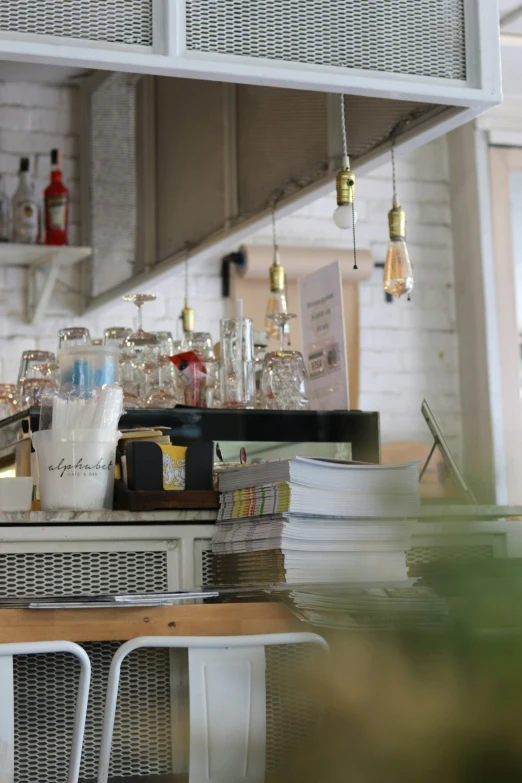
298;260;350;410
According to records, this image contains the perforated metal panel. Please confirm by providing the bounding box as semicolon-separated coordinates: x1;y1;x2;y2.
0;548;172;783
186;0;467;81
0;0;153;46
265;644;320;774
90;73;140;298
407;544;494;578
237;86;328;216
195;540;214;587
0;549;168;596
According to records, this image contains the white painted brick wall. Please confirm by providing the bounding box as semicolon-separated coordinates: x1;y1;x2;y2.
0;82;461;455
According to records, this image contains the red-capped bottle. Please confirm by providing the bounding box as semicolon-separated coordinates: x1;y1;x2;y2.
44;148;69;245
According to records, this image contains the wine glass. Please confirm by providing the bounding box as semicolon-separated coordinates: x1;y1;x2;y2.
262;313;309;410
267;312;296;352
121;294;159;400
121;294;159;349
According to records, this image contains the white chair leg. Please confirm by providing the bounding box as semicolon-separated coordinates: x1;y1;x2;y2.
0;641;91;783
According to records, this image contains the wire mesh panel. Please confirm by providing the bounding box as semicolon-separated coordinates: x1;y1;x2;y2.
407;544;494;578
194;539;214;587
0;0;153;46
0;549;168;596
90;73;140;298
185;0;467;81
265;644;322;775
0;548;172;783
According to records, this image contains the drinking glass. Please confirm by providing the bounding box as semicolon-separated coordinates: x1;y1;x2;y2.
186;332;213;357
121;294;159;349
146;331;181;408
0;384;18;410
122;294;159;400
18;350;56;385
104;327;132;349
58;327;91;351
18;351;58;408
0;385;17;419
220;318;255;409
261;313;309;410
261;351;309;410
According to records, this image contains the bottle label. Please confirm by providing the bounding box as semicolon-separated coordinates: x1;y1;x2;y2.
47;193;68;231
14;198;38;243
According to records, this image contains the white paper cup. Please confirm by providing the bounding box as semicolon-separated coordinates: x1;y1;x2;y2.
32;430;120;512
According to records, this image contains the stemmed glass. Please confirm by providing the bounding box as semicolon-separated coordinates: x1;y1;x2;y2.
268;312;296;353
261;313;309;410
121;294;159;402
121;294;159;349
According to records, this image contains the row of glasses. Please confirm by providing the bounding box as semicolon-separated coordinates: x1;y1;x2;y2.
219;314;309;410
17;350;58;408
146;332;182;409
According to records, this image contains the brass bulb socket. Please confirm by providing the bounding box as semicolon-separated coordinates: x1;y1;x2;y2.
388;205;406;240
336;166;356;206
269;259;285;292
181;304;195;334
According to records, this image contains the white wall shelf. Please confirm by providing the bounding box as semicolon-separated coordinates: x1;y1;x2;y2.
0;243;91;325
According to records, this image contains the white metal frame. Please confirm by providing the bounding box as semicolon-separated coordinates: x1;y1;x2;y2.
20;0;497;311
0;1;500;108
0;640;91;783
97;632;329;783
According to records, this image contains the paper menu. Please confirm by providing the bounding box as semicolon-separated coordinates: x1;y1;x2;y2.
298;260;349;410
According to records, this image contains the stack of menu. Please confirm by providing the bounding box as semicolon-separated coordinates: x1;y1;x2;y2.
285;585;448;630
212;458;421;587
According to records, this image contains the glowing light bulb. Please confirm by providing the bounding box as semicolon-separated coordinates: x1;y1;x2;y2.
383;237;413;299
383;201;413;299
265;289;288;338
333;203;358;229
265;254;287;338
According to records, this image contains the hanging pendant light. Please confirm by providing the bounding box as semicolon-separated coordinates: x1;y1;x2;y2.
333;94;358;270
265;201;288;339
181;247;195;334
383;139;414;299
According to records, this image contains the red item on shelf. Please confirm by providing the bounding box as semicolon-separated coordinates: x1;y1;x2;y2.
44;149;69;246
169;350;208;407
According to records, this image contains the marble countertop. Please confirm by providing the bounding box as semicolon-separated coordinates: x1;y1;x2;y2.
0;509;217;524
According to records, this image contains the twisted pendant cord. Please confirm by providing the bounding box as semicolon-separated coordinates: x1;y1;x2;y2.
271;202;279;260
391;139;398;205
341;94;358;270
184;248;189;307
340;93;348;161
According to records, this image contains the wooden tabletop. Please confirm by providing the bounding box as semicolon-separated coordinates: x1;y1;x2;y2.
0;601;303;643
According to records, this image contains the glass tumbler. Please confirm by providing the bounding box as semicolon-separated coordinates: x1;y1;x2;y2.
219;317;255;409
58;327;91;351
17;351;57;408
261;351;310;410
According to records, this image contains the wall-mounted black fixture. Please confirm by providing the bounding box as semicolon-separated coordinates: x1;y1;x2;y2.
221;249;247;297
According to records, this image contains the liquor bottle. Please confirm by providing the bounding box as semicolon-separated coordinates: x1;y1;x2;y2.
0;174;11;242
13;158;39;244
44;148;69;246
